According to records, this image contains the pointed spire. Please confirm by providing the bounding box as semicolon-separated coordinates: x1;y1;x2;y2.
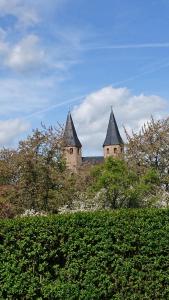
64;112;82;148
103;109;123;146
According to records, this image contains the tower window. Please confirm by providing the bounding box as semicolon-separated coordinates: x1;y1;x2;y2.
70;148;73;154
107;148;109;154
114;148;117;154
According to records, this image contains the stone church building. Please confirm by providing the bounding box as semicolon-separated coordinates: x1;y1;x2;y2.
63;109;124;171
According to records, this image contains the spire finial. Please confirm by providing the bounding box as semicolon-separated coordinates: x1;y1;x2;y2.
111;105;113;112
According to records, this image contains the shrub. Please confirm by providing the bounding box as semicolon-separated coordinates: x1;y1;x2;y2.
1;209;169;299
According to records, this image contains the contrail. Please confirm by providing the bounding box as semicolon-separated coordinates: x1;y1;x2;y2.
111;60;169;87
24;58;169;120
84;43;169;51
25;94;86;120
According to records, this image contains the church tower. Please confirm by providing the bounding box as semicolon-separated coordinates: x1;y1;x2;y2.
63;112;82;171
103;109;124;159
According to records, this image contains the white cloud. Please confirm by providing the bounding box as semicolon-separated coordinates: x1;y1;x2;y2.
0;30;46;73
0;118;30;147
0;27;6;40
0;0;84;74
0;27;8;55
0;0;70;29
0;0;39;28
0;77;51;116
72;86;168;155
5;34;45;72
0;29;82;73
0;40;7;55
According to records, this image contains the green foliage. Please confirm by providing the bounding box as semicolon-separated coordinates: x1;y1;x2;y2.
1;209;169;299
0;199;16;219
125;116;169;191
0;149;18;185
90;157;159;208
15;127;65;211
0;126;68;214
0;116;167;214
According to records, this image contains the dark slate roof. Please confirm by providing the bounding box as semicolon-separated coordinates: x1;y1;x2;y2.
82;156;104;165
103;110;124;146
64;112;82;148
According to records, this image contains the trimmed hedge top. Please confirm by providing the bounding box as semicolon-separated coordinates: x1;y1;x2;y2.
1;209;169;299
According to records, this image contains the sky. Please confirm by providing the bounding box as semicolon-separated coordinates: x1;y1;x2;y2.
0;0;169;155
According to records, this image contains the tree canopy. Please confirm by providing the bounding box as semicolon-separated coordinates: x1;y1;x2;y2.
90;157;160;209
0;116;168;218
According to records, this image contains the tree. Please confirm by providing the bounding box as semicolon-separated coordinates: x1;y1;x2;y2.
90;157;160;209
125;116;169;191
0;148;18;185
0;200;15;219
0;124;70;215
0;122;95;216
15;125;66;211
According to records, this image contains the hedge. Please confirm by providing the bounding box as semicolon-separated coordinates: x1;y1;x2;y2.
1;209;169;299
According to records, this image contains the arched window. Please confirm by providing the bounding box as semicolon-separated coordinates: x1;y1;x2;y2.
107;148;109;154
114;148;117;154
70;148;73;154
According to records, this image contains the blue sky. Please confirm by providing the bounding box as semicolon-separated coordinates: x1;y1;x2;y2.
0;0;169;155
